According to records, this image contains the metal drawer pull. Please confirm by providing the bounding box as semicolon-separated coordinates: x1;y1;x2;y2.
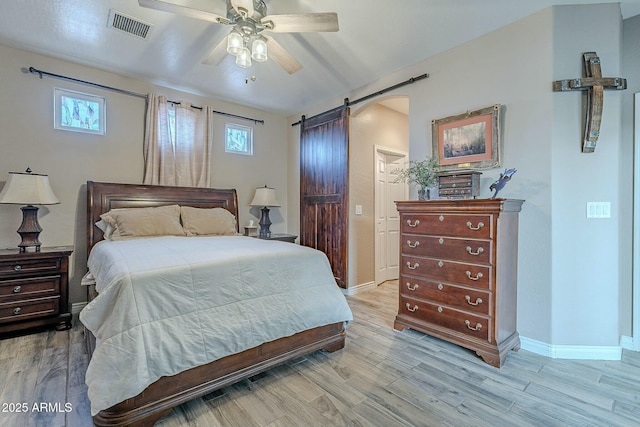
466;246;484;256
13;286;22;293
407;262;420;270
406;282;419;291
465;295;483;306
14;265;22;271
407;240;420;248
466;271;483;281
406;303;419;312
407;219;420;227
466;221;484;231
13;307;22;315
465;320;482;331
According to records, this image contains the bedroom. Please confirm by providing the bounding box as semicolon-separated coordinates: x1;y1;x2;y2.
0;0;639;425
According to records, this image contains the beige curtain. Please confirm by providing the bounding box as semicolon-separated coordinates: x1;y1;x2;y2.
143;94;212;187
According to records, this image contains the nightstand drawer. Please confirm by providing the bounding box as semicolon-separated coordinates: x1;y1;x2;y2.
0;275;60;301
0;258;61;278
0;297;59;324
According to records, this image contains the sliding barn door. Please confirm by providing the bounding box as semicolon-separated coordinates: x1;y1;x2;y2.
300;108;349;288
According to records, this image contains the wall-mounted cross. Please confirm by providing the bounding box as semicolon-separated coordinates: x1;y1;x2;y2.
553;52;626;153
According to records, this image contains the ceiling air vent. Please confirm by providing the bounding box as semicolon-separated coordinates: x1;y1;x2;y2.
107;9;152;39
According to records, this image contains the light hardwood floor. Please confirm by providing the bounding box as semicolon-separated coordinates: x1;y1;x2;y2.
1;281;640;426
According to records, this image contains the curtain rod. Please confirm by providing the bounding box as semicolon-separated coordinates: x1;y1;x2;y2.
27;66;264;125
291;73;429;126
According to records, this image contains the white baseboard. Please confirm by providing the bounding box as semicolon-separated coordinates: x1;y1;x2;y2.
342;281;377;296
620;335;635;351
71;302;87;315
520;336;622;360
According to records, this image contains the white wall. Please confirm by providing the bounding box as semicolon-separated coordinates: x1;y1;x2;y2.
288;4;633;350
0;44;289;305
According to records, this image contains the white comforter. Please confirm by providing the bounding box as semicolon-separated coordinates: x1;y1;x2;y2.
79;236;353;416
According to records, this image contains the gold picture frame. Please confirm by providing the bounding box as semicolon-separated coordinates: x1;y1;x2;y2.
432;104;501;170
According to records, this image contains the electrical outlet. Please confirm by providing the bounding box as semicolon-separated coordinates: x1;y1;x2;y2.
586;202;611;218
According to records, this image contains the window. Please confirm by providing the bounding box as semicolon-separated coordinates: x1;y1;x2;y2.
225;123;253;155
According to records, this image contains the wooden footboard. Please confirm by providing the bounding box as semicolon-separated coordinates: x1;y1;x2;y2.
88;322;345;426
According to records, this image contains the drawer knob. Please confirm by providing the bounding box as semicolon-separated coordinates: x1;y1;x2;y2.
465;320;483;331
466;221;484;231
13;286;22;293
406;303;419;312
437;283;444;290
406;262;420;270
407;240;420;249
466;246;484;256
406;282;419;291
13;307;22;315
466;271;483;281
407;219;420;228
465;295;483;306
437;306;443;313
14;265;22;271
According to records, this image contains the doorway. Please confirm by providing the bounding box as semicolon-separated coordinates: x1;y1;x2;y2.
374;146;408;285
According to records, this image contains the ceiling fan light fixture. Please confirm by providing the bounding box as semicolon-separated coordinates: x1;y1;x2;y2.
226;31;244;55
236;46;252;68
251;37;268;62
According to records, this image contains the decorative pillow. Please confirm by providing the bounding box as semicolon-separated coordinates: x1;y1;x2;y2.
180;206;238;236
100;205;185;240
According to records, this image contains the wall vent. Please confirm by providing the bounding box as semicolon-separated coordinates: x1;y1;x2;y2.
107;9;152;39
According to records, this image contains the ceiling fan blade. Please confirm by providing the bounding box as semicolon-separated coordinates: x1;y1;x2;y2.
138;0;230;25
202;36;229;66
229;0;254;19
262;13;339;33
265;36;302;74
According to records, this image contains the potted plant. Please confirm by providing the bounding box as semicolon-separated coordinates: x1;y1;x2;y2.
394;156;440;200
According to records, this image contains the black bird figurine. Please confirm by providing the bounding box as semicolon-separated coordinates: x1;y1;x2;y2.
489;168;517;198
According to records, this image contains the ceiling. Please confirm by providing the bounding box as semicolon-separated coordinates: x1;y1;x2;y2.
0;0;638;116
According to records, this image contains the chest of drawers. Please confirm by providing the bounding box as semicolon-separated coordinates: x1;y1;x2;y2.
394;199;523;367
0;246;73;336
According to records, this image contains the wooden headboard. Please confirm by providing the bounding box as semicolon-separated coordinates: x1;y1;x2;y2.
86;181;239;256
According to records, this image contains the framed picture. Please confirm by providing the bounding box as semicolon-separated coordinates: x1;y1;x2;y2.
432;104;501;170
225;122;253;155
54;88;106;135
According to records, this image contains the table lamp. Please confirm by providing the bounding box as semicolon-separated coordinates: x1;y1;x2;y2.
0;168;60;252
250;186;280;238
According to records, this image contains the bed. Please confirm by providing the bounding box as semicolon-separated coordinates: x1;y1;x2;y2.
80;181;352;426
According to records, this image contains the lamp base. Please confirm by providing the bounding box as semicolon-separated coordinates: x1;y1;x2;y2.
259;206;272;238
17;205;42;253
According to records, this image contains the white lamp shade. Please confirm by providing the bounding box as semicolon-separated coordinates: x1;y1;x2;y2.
226;31;244;55
251;38;268;62
236;47;252;68
250;186;280;207
0;171;59;205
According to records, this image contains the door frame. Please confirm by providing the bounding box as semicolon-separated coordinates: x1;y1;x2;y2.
633;92;639;351
374;145;408;285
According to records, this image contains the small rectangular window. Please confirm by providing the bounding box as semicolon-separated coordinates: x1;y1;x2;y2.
225;123;253;155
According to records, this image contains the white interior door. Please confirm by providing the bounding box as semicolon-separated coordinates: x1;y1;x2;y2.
375;147;407;285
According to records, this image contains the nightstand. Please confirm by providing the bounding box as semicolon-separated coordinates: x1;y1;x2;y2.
257;233;297;243
0;246;73;336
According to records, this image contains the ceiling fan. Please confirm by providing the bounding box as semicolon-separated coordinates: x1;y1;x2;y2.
138;0;339;74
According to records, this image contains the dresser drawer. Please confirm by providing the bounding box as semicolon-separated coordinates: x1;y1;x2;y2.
403;234;492;264
0;258;61;278
402;213;492;239
0;276;60;301
402;255;491;289
400;276;490;315
400;296;489;341
0;297;59;324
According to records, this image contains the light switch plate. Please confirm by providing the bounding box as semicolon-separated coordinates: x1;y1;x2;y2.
586;202;611;218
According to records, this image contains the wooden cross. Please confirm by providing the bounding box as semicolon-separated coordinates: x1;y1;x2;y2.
553;52;626;153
